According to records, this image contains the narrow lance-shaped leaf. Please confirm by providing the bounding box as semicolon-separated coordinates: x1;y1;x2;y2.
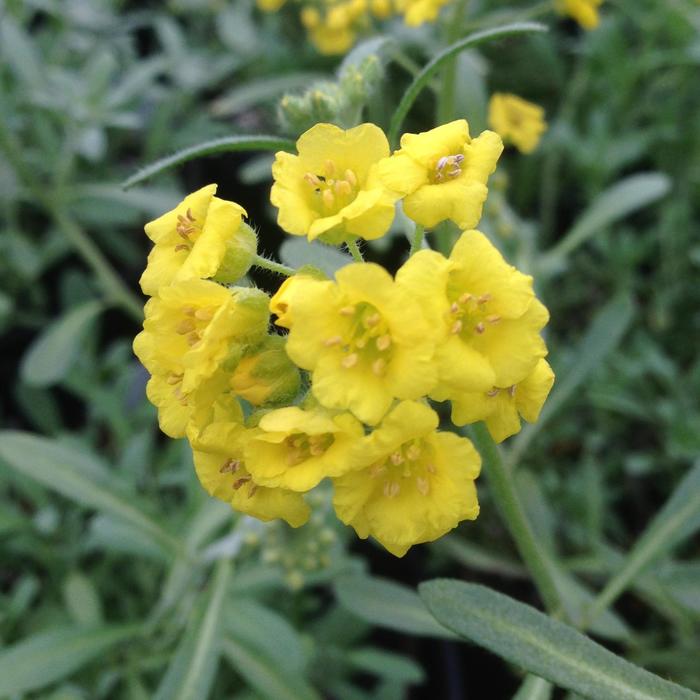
335;575;455;638
154;559;231;700
0;625;141;696
586;459;700;625
387;22;547;146
513;675;553;700
420;580;700;700
122;134;296;189
20;300;104;387
0;431;181;555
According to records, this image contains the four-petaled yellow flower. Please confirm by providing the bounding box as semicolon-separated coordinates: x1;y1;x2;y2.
140;184;254;296
271;123;398;245
451;358;555;442
188;396;310;527
245;406;364;491
133;279;269;437
488;93;548;155
378;120;503;229
333;401;481;557
555;0;603;29
275;263;437;425
397;230;549;402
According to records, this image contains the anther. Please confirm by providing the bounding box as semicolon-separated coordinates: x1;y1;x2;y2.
335;180;352;197
166;374;182;385
195;308;214;321
324;335;342;347
383;481;400;498
376;334;391;351
344;169;357;187
219;459;239;474
324;160;335;177
182;306;196;316
369;462;385;478
487;388;500;397
459;293;472;304
474;322;485;334
477;293;491;304
426;463;436;474
450;302;460;314
339;305;356;316
406;444;421;461
390;451;404;466
416;477;430;496
186;208;196;222
174;244;190;252
304;172;321;187
372;358;386;376
247;484;258;498
364;313;380;327
187;332;201;347
451;320;463;335
176;318;196;335
233;476;251;490
341;353;358;368
508;385;517;397
486;314;501;324
322;189;335;208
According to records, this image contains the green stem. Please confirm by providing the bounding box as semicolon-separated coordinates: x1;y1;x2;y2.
409;224;425;256
436;0;471;125
252;254;296;277
388;21;547;147
469;423;564;615
346;239;364;262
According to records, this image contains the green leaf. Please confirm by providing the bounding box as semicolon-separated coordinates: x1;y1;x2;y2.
513;675;553;700
334;575;454;638
509;293;635;462
279;238;353;277
154;559;231;700
387;22;547;146
227;599;306;675
0;431;180;555
586;460;700;624
222;637;320;700
20;301;104;387
63;572;103;627
420;580;699;700
540;173;671;270
122;135;296;188
347;648;424;684
0;625;141;696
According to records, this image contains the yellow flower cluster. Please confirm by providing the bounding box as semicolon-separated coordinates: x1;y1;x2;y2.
488;93;548;155
133;121;554;557
256;0;454;55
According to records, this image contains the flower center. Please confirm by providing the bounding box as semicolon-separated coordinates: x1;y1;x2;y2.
432;153;464;183
447;291;500;338
175;304;216;349
368;439;436;498
174;208;201;253
304;160;359;214
219;457;258;498
324;302;393;376
284;432;335;466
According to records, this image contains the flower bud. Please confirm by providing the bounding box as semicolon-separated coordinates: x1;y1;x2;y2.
231;335;301;406
213;222;257;284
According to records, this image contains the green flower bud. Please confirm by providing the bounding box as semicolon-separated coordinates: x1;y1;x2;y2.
213;222;257;284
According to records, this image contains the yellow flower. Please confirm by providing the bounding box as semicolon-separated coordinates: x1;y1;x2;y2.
278;262;437;425
188;397;310;527
270;123;398;244
133;279;269;437
396;231;549;400
269;272;326;330
140;184;253;296
333;401;480;557
370;0;393;19
231;335;301;406
245;406;364;491
555;0;603;29
377;120;503;229
488;93;548;155
451;359;555;442
395;0;452;26
300;0;371;54
257;0;287;10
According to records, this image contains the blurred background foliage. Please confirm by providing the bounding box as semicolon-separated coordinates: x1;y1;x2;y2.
0;0;699;698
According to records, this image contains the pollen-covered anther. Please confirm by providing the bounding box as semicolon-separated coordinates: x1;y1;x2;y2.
474;322;485;334
390;451;404;466
426;463;436;474
322;189;335;208
451;320;463;335
376;334;391;351
406;444;421;461
195;307;214;321
233;476;252;490
324;159;336;177
339;305;356;316
364;313;381;328
369;462;386;478
486;314;501;324
487;388;500;397
176;318;196;335
416;477;430;496
334;180;352;197
508;385;517;397
219;458;239;474
383;481;401;498
174;244;190;252
187;332;201;347
304;172;321;187
477;293;492;305
324;335;343;347
247;484;258;499
341;353;358;368
372;358;386;376
458;293;473;305
435;153;465;182
450;302;460;314
345;169;357;187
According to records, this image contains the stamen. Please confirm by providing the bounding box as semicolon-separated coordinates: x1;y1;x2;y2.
187;332;201;347
341;353;358;368
450;302;460;313
166;374;182;385
339;305;356;316
477;293;491;304
186;208;196;222
426;463;436;474
194;308;214;321
486;314;501;324
416;477;430;496
508;385;517;397
487;388;500;397
334;180;352;197
324;335;343;347
451;320;463;334
322;189;335;208
369;462;385;478
219;459;239;474
474;322;485;334
406;444;421;461
390;451;404;466
372;358;386;376
376;334;391;351
459;293;472;304
364;313;380;327
247;484;258;498
324;160;335;177
304;172;321;187
176;319;196;334
383;481;400;498
174;244;190;252
344;169;357;187
233;476;251;490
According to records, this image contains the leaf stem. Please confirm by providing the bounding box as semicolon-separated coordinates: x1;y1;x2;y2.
388;22;548;147
252;254;296;277
346;239;364;262
436;0;471;125
469;423;564;615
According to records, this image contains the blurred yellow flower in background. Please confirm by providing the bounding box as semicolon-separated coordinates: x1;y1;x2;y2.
333;401;481;556
378;120;503;229
488;93;548;154
395;0;453;26
555;0;603;29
